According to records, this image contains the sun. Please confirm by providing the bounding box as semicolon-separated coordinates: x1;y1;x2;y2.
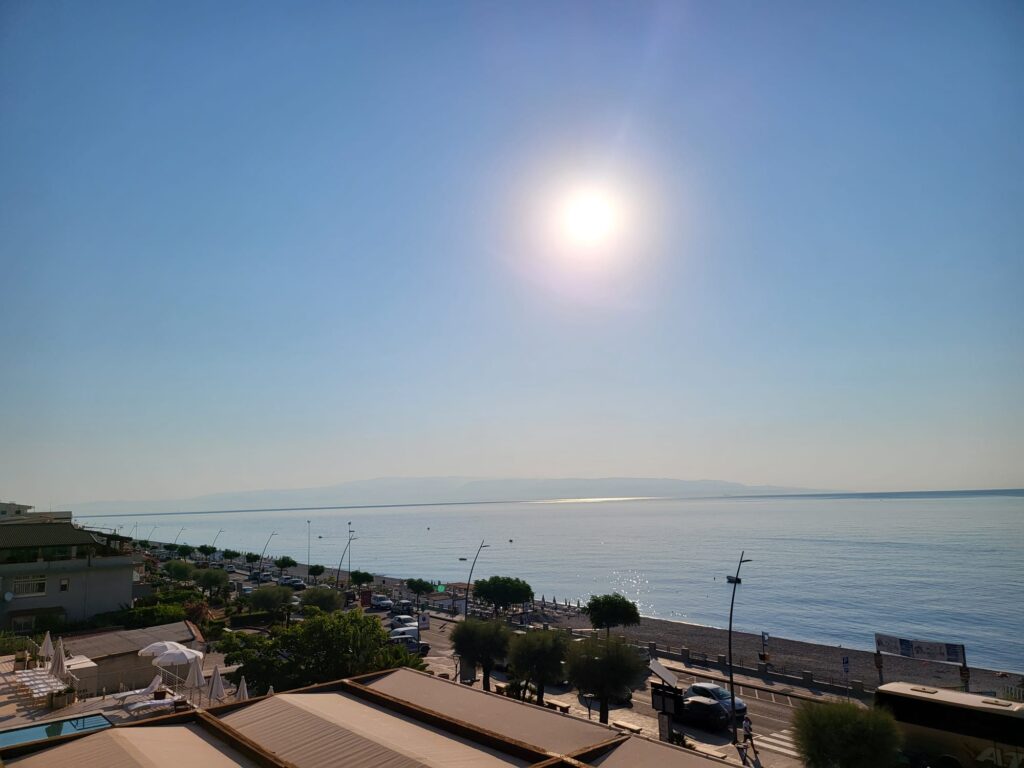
554;182;626;253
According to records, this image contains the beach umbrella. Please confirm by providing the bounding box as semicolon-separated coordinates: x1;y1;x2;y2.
266;685;275;696
49;639;67;679
235;676;249;702
184;656;205;704
207;665;226;705
152;647;203;667
39;631;54;661
138;641;187;658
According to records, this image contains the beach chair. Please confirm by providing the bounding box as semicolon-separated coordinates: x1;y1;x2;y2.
112;674;163;702
124;694;184;715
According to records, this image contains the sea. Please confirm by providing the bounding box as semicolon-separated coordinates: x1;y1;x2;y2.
78;491;1024;671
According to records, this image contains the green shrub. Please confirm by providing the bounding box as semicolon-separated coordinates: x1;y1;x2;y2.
793;701;902;768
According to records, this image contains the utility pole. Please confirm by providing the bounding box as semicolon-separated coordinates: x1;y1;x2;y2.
464;540;489;618
212;529;225;548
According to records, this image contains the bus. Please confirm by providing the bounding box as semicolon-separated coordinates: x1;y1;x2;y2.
875;682;1024;768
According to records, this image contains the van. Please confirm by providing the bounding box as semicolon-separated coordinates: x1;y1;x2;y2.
370;595;393;610
389;626;420;642
389;635;430;656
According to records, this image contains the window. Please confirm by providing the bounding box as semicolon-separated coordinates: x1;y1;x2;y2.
12;574;46;597
10;615;35;634
59;578;70;592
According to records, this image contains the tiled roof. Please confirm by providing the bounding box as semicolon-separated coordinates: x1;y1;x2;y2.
0;523;99;549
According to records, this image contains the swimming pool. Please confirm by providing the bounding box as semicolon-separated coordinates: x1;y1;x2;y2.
0;714;112;748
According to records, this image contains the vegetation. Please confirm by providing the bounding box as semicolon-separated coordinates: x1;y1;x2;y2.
164;543;180;553
250;586;293;616
450;619;511;692
222;549;241;561
349;570;373;586
565;636;646;724
793;701;902;768
473;576;534;616
244;552;260;565
197;544;217;558
274;556;298;573
301;587;343;613
177;544;195;559
506;630;568;705
218;609;425;694
195;568;229;596
583;593;641;638
405;578;433;608
164;560;194;582
308;564;325;581
93;604;187;629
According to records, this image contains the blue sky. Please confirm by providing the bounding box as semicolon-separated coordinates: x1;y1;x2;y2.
2;1;1022;505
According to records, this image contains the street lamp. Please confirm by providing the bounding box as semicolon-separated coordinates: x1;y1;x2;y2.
173;527;186;545
347;522;354;578
212;529;225;548
306;520;311;584
147;525;159;541
463;540;489;618
258;532;277;579
335;530;359;589
726;551;752;744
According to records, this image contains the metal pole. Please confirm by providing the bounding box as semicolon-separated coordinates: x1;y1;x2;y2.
148;525;159;541
258;532;277;579
173;527;186;545
347;522;354;578
306;521;311;583
212;529;225;548
335;535;356;589
465;540;488;618
727;551;751;744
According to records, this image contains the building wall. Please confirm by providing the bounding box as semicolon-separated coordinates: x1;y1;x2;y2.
0;556;136;629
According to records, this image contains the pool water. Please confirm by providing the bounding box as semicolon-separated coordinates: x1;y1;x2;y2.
0;714;112;747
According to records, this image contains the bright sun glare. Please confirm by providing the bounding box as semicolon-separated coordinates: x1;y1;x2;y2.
554;182;625;254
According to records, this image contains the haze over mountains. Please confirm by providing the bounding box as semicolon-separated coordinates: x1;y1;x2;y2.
67;477;812;516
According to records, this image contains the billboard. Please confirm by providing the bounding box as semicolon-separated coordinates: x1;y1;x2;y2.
874;633;966;665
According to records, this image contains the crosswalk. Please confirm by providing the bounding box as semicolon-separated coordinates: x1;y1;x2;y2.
753;728;801;759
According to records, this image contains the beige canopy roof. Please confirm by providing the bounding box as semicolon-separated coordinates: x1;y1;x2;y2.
221;692;528;768
590;735;725;767
8;724;260;768
366;668;616;755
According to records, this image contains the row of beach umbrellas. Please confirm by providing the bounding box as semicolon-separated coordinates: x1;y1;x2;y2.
36;630;68;678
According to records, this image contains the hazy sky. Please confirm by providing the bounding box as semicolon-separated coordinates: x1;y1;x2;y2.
2;1;1022;506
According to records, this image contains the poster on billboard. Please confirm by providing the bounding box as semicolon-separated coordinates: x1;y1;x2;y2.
874;633;966;664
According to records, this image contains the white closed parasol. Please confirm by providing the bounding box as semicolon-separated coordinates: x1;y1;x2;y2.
207;665;226;704
235;676;249;701
152;647;203;667
39;631;54;661
49;638;67;679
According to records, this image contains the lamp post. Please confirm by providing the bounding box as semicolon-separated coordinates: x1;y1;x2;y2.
147;525;159;541
463;540;489;618
258;532;277;580
335;531;358;589
212;529;225;548
306;520;312;584
727;551;752;744
347;522;354;577
173;527;186;545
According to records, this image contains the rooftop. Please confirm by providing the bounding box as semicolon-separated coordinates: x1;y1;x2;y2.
0;523;100;550
64;622;200;661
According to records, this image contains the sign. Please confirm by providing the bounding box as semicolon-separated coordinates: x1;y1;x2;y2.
875;633;966;665
417;612;430;630
762;632;769;644
436;584;446;593
649;659;679;689
842;656;849;675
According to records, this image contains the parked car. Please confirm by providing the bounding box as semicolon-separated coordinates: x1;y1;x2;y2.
677;695;730;731
389;626;420;641
681;683;746;722
370;595;393;610
389;615;416;630
224;564;238;573
391;600;414;615
389;635;430;656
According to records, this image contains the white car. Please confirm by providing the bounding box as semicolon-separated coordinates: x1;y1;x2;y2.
389;626;420;641
389;615;416;629
224;564;237;573
370;595;393;610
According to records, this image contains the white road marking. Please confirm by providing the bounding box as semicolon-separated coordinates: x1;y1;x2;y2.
754;728;801;759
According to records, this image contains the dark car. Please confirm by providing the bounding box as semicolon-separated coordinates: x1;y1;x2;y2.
682;683;747;722
678;695;730;731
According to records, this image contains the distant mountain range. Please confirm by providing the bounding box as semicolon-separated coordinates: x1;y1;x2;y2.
67;476;816;517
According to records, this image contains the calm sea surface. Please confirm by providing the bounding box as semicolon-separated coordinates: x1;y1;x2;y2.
81;494;1024;670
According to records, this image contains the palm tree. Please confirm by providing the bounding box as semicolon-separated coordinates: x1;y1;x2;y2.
450;619;511;692
507;630;567;705
566;636;646;724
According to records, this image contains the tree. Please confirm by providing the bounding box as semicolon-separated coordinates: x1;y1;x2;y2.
308;564;325;582
197;544;217;558
177;544;196;559
405;578;433;610
274;556;298;574
349;570;373;587
793;701;901;768
218;608;425;693
251;586;293;616
451;619;511;692
223;549;241;562
164;560;194;582
244;552;260;566
583;593;641;638
473;576;534;616
566;636;646;724
164;543;180;553
301;587;342;613
195;568;229;597
138;540;151;549
507;630;568;705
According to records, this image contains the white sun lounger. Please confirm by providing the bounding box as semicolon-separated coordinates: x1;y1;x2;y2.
112;674;163;701
123;694;184;714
